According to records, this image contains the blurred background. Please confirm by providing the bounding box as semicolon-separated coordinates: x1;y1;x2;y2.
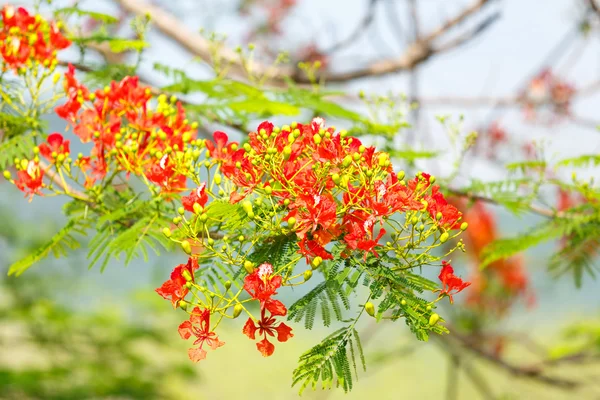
1;0;600;398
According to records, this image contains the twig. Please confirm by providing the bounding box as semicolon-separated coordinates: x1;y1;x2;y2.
323;0;381;55
114;0;494;83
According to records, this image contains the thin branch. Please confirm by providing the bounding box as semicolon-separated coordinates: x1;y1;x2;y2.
447;187;559;218
434;11;501;53
445;333;582;389
323;0;381;55
114;0;494;83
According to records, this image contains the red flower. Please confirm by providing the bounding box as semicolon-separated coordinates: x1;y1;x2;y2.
178;307;225;362
38;133;70;162
244;263;287;316
14;160;44;200
146;154;187;194
206;131;237;162
437;261;471;303
181;183;209;212
242;310;294;357
156;257;199;307
426;186;462;230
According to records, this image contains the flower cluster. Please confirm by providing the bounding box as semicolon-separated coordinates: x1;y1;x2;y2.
0;5;70;72
153;117;470;362
454;200;533;314
523;69;575;121
53;64;198;191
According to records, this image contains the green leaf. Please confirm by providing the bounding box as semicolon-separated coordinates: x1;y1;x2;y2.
55;7;120;23
227;99;300;116
8;220;87;276
108;39;148;53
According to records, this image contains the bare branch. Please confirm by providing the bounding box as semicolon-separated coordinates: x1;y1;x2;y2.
324;0;381;55
114;0;494;83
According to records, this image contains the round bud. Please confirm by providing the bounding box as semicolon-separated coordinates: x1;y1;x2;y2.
303;269;313;281
244;260;254;274
181;240;192;255
181;269;193;282
238;235;245;242
177;207;185;215
199;213;208;222
233;304;243;318
400;299;407;306
332;173;341;184
207;238;215;246
460;222;468;231
311;256;323;269
436;212;443;221
358;145;366;153
214;174;222;185
265;186;273;195
193;203;203;214
3;170;11;180
429;175;436;184
162;227;172;238
284;199;290;206
247;211;255;219
313;134;322;145
439;232;449;243
224;280;231;290
178;300;188;310
365;301;375;317
397;170;405;181
429;313;440;326
342;155;352;168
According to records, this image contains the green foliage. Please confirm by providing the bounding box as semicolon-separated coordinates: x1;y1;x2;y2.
55;7;120;23
7;219;88;276
0;131;36;169
555;154;600;168
292;325;366;393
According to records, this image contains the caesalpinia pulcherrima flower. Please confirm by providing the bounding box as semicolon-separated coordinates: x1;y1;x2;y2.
0;5;70;71
1;6;470;366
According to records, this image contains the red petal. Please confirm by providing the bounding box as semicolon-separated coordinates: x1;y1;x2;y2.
47;133;64;148
275;322;294;342
213;131;228;148
264;298;287;317
256;337;275;357
242;318;257;340
178;320;193;340
188;346;207;362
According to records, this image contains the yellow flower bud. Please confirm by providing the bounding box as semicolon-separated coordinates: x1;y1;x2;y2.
311;256;323;269
162;227;172;238
429;313;440;326
303;269;313;281
181;240;192;255
244;260;254;274
365;301;375;317
233;304;243;318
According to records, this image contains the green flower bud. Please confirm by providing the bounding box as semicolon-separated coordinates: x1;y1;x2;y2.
313;134;322;145
358;145;366;153
332;173;341;184
162;227;172;238
3;170;11;180
365;301;375;317
242;200;253;214
303;269;313;281
181;269;193;281
177;206;185;215
247;211;255;219
199;213;208;222
460;222;468;231
436;212;443;221
401;299;407;306
439;232;449;243
193;203;203;214
397;170;405;181
287;217;296;227
224;280;231;290
265;186;273;195
429;313;440;326
207;238;215;246
342;155;353;168
181;240;192;255
429;175;436;184
233;304;243;318
214;174;222;185
178;300;188;310
238;235;245;242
